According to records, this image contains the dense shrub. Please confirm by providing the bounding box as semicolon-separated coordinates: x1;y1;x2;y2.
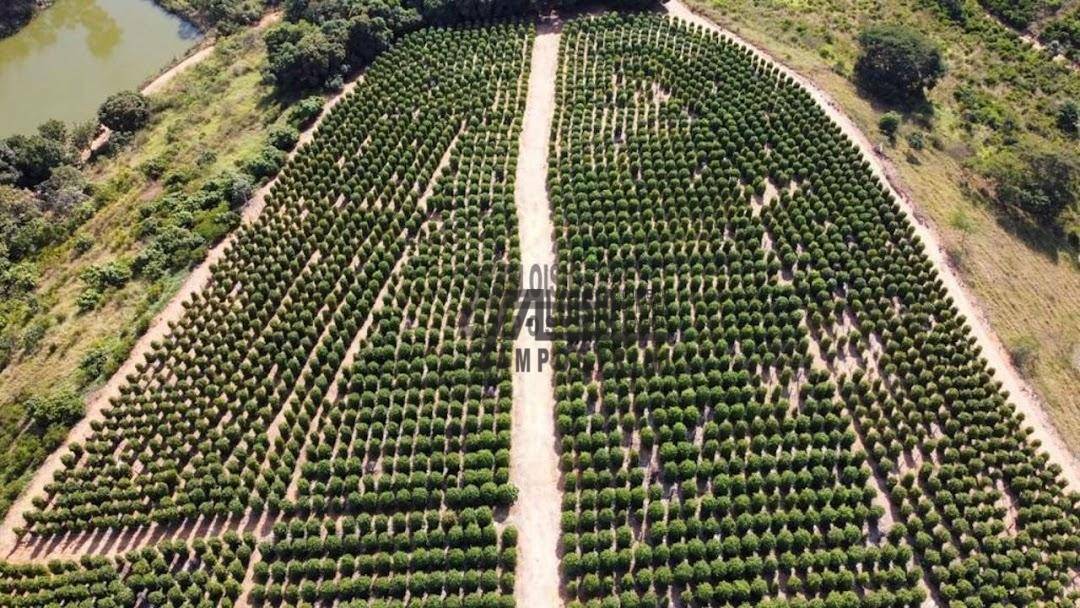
200;0;265;33
25;390;85;427
265;21;346;92
286;95;325;127
0;133;72;188
935;0;967;22
98;91;151;133
978;0;1040;29
855;25;945;101
265;0;544;93
0;0;38;37
1057;100;1078;136
267;124;301;150
987;152;1078;222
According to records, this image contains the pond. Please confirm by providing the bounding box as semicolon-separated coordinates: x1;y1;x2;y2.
0;0;201;137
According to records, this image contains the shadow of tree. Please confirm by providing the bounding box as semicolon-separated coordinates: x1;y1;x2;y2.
959;181;1076;262
991;207;1072;261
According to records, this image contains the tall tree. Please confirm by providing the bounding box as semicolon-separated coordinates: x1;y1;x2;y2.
855;25;945;102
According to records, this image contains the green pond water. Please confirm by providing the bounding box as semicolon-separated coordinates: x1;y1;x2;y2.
0;0;201;137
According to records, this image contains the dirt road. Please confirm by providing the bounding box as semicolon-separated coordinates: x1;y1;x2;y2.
509;20;564;608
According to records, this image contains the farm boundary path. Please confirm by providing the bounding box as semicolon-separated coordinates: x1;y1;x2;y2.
0;73;363;561
141;12;284;96
663;0;1080;490
509;19;564;608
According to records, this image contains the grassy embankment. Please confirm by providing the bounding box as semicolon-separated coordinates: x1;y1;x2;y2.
0;27;287;516
686;0;1080;449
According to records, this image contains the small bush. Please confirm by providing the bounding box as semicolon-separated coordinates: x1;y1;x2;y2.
25;390;85;427
878;112;901;141
267;124;301;151
76;287;103;312
287;96;325;129
1058;100;1078;137
73;233;94;256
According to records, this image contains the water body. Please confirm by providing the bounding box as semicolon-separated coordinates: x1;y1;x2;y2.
0;0;200;137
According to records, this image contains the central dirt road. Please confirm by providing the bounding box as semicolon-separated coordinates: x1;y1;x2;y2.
509;20;564;608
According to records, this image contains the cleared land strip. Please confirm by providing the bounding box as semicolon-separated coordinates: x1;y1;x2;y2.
666;0;1080;491
0;72;363;562
509;20;564;608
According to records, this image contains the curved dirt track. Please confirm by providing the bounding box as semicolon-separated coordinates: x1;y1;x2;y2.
0;76;361;560
141;46;216;96
142;12;282;96
509;20;565;608
664;0;1080;490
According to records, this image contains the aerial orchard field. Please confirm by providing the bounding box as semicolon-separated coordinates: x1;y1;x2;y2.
3;20;530;608
0;534;252;607
24;23;530;535
549;13;1079;608
251;19;529;608
0;7;1078;608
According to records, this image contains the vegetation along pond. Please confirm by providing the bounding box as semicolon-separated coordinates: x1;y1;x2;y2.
0;0;200;137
